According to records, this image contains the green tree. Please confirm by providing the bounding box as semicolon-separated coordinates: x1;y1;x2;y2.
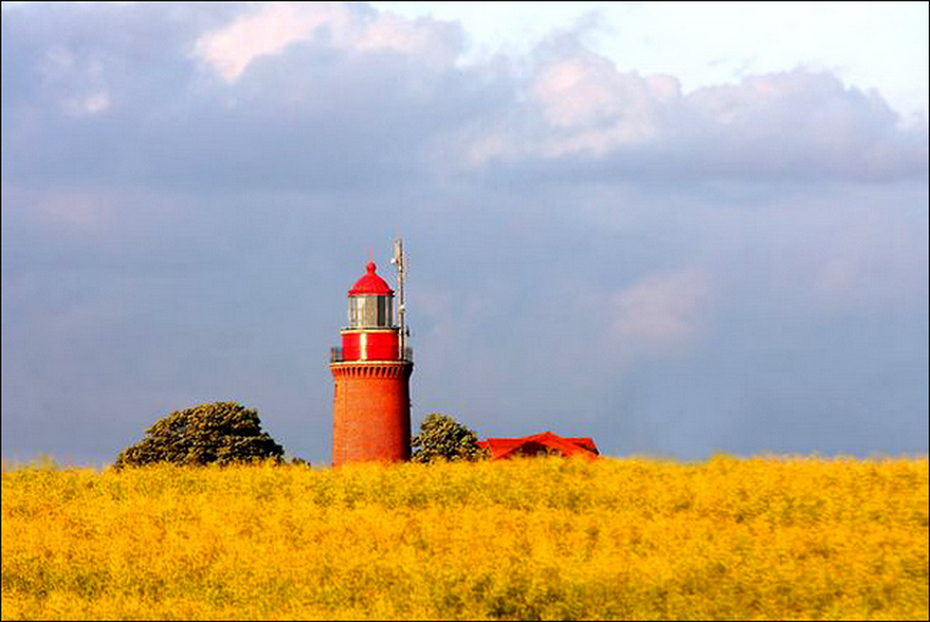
411;413;487;463
115;401;284;468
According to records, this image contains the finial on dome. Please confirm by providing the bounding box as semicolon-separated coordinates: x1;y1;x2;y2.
348;253;393;295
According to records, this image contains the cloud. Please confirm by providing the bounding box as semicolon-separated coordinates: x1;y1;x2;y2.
3;3;925;193
195;3;337;82
194;2;462;82
609;268;712;348
529;54;680;144
66;90;110;116
32;43;111;116
460;43;928;182
1;3;489;194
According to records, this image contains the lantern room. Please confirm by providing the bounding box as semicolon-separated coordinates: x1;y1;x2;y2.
347;261;394;328
334;260;406;363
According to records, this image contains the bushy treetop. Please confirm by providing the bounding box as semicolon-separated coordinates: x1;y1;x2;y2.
115;401;284;468
411;413;487;463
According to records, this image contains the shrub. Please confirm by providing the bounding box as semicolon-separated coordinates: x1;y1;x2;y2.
411;413;486;463
114;401;284;468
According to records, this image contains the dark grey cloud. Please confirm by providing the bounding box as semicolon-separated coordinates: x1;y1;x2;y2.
2;3;927;465
1;2;505;194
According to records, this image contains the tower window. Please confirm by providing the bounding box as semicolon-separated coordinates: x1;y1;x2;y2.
348;295;393;328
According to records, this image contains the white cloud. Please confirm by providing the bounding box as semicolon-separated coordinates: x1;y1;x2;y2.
373;2;929;126
521;52;682;158
531;53;679;133
194;2;460;83
460;45;927;181
39;46;76;79
35;45;111;116
66;90;110;116
194;3;348;82
609;268;712;348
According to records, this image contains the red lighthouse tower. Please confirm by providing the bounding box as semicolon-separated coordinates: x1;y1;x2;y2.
330;250;412;466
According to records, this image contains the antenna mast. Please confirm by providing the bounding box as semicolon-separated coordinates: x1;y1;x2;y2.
391;238;407;360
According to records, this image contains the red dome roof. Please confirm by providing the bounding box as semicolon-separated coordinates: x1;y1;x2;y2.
348;261;394;296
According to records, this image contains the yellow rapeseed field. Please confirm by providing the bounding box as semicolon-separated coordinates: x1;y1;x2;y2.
2;456;927;620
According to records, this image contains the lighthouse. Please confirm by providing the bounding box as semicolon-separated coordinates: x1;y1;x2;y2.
330;246;412;466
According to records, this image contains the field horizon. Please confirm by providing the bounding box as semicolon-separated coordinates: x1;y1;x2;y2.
4;449;929;472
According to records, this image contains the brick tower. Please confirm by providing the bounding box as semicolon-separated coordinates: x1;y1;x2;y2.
330;257;412;466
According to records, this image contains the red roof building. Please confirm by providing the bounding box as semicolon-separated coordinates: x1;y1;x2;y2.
478;432;599;460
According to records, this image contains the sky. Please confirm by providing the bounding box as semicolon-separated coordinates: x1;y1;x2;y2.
2;2;928;466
